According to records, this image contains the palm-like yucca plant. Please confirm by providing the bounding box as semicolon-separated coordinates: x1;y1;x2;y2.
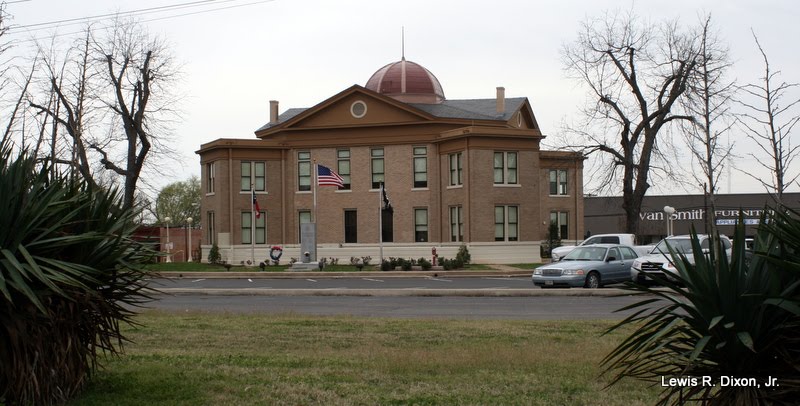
602;207;800;405
0;147;154;405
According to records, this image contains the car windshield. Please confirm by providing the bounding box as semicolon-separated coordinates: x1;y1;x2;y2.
562;246;608;261
652;238;703;254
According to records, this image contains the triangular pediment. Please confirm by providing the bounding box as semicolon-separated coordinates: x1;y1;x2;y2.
256;86;436;137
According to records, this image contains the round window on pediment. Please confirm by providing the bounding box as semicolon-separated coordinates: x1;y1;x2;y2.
350;100;367;118
517;112;523;127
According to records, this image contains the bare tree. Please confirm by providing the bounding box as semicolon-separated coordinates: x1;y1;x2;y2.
30;29;100;185
30;18;180;210
737;31;800;204
681;15;735;234
562;10;699;233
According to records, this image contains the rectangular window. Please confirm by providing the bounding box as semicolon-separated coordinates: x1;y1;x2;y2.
371;148;384;189
450;206;463;242
298;151;311;191
240;162;250;191
550;211;569;240
449;152;462;186
414;208;428;242
298;210;311;242
337;149;351;190
549;169;568;195
207;211;215;245
495;206;518;241
241;212;251;244
344;210;358;243
206;162;215;193
413;147;427;188
494;152;518;184
240;161;266;191
255;212;266;244
242;212;266;244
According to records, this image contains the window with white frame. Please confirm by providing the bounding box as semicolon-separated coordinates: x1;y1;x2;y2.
207;211;215;245
337;149;351;190
450;205;463;242
242;211;266;244
449;152;462;186
298;151;311;191
550;211;569;240
240;161;266;192
413;147;427;188
549;169;568;195
371;148;384;189
494;152;518;184
494;205;518;241
414;208;428;242
206;162;215;193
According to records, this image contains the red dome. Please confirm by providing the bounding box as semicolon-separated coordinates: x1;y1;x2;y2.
365;59;445;104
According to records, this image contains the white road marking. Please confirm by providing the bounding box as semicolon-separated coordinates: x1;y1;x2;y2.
306;279;318;283
363;278;384;282
248;278;253;282
428;278;452;282
191;279;205;283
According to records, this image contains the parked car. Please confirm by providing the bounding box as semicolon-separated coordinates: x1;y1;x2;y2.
550;233;638;261
631;234;732;284
533;244;640;288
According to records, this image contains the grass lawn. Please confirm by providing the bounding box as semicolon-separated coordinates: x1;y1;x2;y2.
70;311;661;405
510;263;543;270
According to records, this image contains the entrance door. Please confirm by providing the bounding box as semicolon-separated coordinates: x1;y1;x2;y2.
381;208;393;242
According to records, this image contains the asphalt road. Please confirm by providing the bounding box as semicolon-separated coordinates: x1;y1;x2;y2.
145;294;649;320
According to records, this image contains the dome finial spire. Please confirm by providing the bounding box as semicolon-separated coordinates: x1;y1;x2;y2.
401;26;405;61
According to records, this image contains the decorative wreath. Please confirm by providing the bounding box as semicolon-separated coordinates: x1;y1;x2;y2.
269;246;283;261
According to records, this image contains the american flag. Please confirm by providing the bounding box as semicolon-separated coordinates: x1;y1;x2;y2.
317;164;344;187
252;188;261;218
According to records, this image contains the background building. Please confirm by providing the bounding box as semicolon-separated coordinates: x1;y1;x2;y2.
585;193;800;244
196;59;584;264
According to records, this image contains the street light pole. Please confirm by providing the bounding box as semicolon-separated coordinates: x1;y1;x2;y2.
663;206;676;236
164;216;171;263
187;217;193;262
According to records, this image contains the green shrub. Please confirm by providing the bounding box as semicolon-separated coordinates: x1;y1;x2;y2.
441;258;452;270
0;147;153;405
417;257;432;271
401;259;412;271
603;210;800;405
208;242;221;264
380;260;393;272
456;244;471;265
541;223;561;258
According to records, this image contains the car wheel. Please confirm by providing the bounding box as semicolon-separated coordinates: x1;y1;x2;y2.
584;272;601;289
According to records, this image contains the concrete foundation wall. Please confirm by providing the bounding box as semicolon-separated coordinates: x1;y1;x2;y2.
200;241;543;265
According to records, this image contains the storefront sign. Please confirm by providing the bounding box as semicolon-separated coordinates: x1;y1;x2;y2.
640;208;765;224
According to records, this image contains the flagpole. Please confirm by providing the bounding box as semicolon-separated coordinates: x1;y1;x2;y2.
251;184;255;266
313;161;318;264
311;159;319;224
379;182;384;264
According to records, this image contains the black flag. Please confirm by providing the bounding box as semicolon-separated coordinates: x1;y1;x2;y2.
381;182;392;212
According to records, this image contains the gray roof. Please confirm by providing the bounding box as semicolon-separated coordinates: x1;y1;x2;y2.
410;97;526;121
255;97;527;132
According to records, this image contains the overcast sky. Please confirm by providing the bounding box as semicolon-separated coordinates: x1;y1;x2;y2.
5;0;799;196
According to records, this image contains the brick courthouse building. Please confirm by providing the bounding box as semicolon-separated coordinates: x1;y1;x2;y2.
196;59;584;264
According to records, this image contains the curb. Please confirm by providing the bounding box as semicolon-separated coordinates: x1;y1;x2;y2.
150;288;636;297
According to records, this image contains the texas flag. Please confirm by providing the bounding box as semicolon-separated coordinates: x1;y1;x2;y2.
252;188;261;218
